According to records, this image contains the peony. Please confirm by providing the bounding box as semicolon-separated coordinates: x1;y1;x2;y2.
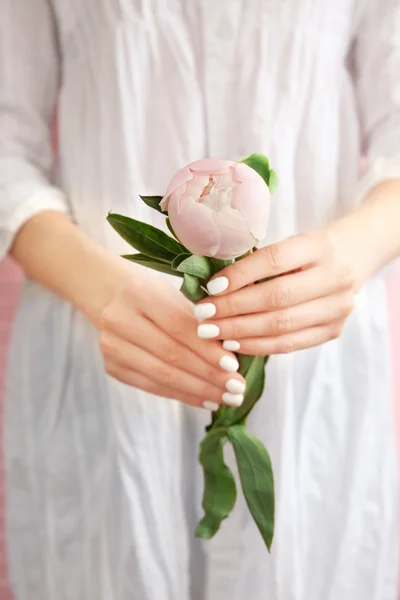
107;152;277;551
160;159;271;260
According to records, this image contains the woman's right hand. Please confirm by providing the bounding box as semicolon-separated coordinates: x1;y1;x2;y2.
9;211;245;410
99;270;247;411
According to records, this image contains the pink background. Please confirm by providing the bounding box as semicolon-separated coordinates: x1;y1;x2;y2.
0;260;399;598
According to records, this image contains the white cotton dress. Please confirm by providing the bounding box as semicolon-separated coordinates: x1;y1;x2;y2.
0;1;399;599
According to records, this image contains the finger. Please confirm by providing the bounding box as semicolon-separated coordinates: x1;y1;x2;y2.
200;292;354;340
206;232;319;296
144;299;242;374
100;333;245;407
233;320;345;355
102;290;243;381
105;362;221;410
199;264;352;319
102;315;246;394
119;280;241;374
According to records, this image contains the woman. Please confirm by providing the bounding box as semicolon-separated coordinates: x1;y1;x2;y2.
1;1;399;599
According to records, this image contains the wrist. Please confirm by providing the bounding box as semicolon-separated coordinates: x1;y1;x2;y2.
10;210;138;329
75;248;136;329
328;179;400;285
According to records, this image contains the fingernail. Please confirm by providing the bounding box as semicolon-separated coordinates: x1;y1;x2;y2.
207;277;229;295
219;355;239;373
203;400;220;412
222;392;244;407
193;303;216;322
223;340;241;352
226;379;246;394
197;324;220;339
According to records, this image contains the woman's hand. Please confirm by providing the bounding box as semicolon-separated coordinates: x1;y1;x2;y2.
99;270;246;410
194;221;371;356
10;212;245;410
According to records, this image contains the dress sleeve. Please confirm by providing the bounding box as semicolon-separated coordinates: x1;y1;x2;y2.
353;0;400;204
0;0;70;259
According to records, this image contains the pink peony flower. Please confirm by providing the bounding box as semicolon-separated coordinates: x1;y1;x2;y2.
160;159;271;259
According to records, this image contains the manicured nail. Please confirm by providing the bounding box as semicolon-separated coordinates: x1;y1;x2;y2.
203;400;220;412
197;324;220;339
226;379;246;394
223;340;241;352
219;355;239;373
222;392;244;407
207;276;229;295
193;303;216;321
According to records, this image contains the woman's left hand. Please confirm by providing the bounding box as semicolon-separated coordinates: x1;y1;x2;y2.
194;223;370;356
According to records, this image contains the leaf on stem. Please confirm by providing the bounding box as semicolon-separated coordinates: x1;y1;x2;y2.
166;217;180;241
196;430;237;540
107;213;185;261
171;253;191;270
122;254;181;277
139;195;166;214
238;354;254;378
180;274;208;302
227;425;275;551
217;355;267;427
176;255;213;281
267;169;278;194
209;258;232;273
239;153;278;193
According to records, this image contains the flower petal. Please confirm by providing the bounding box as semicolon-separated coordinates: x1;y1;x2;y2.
187;158;235;175
162;166;194;210
184;175;211;200
161;160;235;210
168;192;220;257
212;206;256;259
232;163;271;241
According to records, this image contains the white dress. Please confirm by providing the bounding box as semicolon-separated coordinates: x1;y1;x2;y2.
0;1;399;599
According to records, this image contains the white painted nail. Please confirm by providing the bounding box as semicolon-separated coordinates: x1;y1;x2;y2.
223;340;241;352
219;355;239;373
203;400;220;412
207;276;229;295
226;379;246;394
197;324;220;339
193;303;216;321
222;392;244;407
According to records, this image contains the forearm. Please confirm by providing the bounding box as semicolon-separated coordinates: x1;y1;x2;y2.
9;211;134;327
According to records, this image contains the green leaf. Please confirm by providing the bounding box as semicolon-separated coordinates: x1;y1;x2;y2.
227;425;275;551
240;153;271;185
122;254;182;277
171;252;191;270
267;169;278;194
238;354;254;378
107;213;185;261
180;274;208;302
217;355;267;427
196;430;237;540
239;153;278;193
139;195;166;214
209;258;232;274
166;217;181;241
176;255;213;281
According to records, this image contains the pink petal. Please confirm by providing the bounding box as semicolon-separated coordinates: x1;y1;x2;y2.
231;163;271;241
184;175;211;199
162;167;194;209
187;158;235;175
212;206;257;260
168;193;220;257
161;160;234;210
